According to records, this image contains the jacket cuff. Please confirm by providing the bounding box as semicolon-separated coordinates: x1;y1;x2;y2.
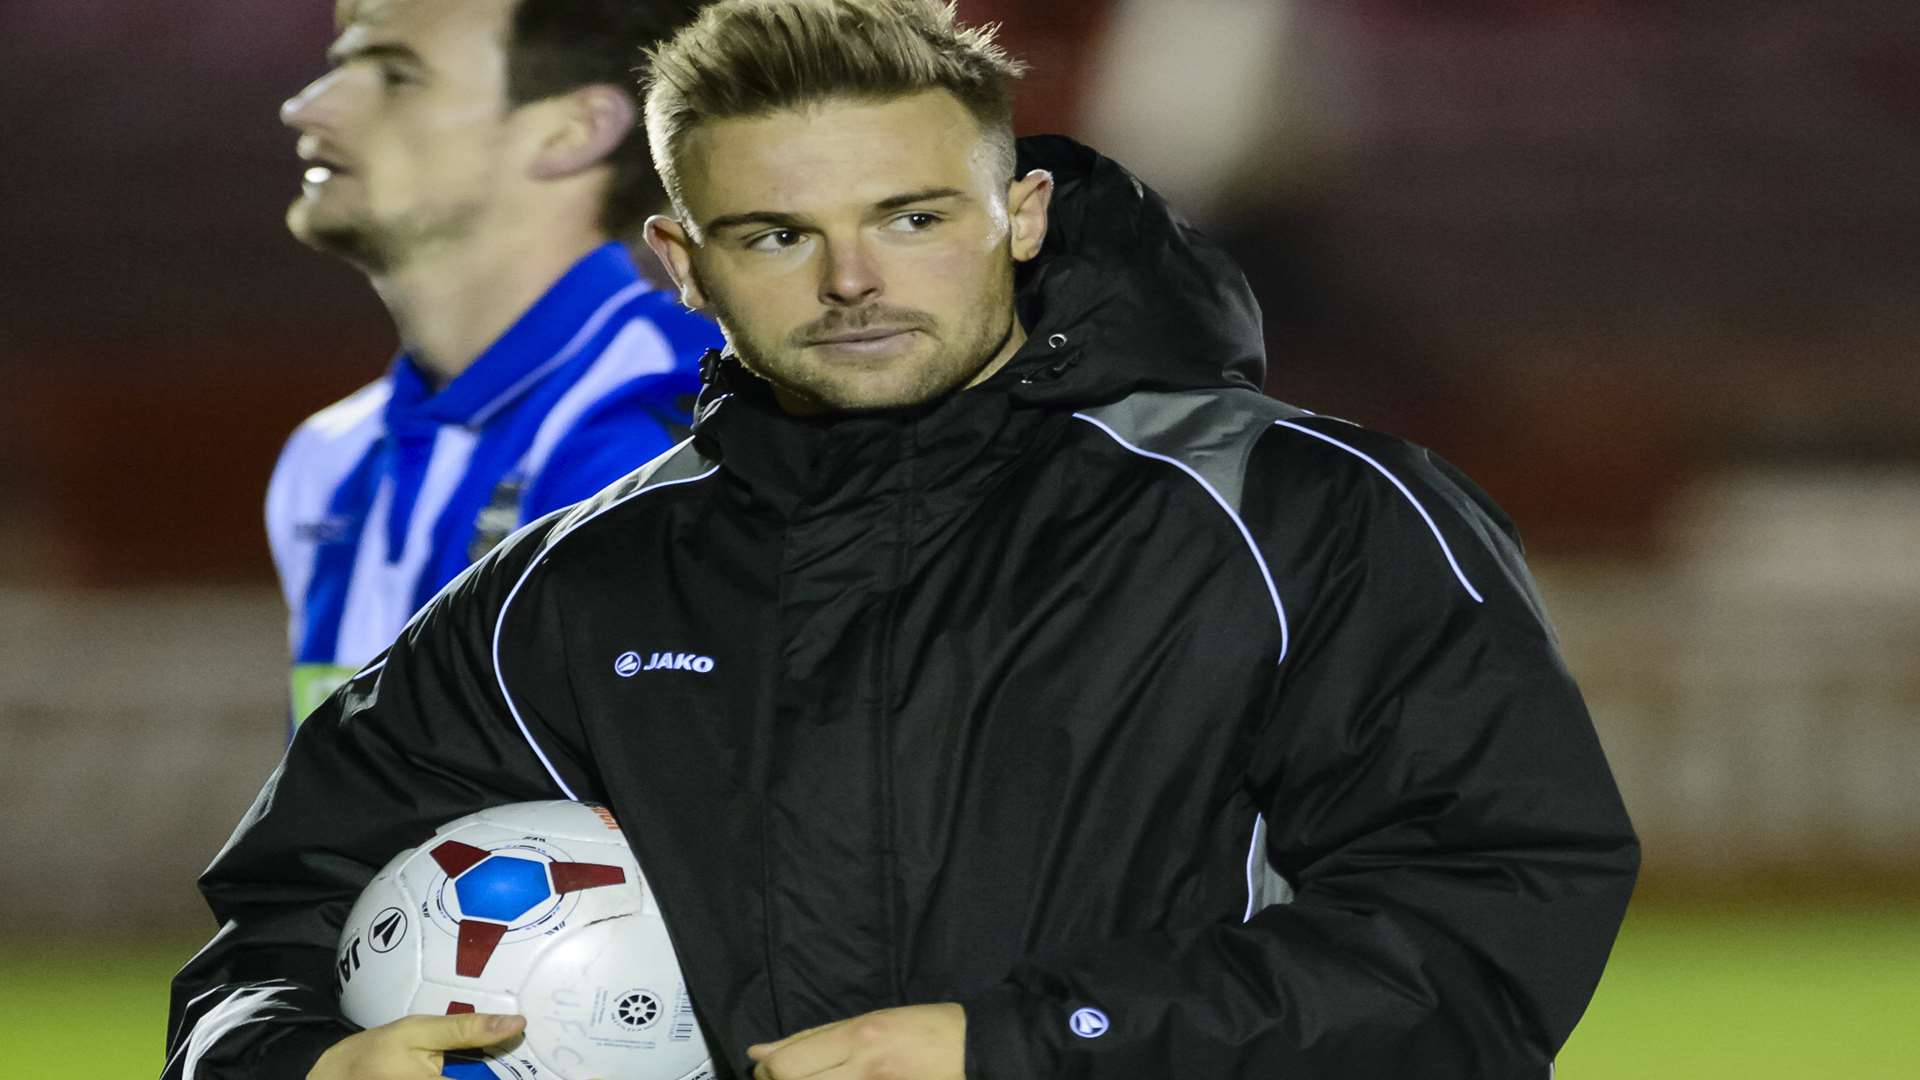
958;983;1053;1080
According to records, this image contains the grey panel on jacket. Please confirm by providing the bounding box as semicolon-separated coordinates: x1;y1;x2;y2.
1247;813;1296;914
1076;388;1311;512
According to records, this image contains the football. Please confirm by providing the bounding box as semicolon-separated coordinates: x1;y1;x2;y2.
335;800;714;1080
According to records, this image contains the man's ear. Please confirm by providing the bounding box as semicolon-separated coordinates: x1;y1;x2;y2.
643;214;708;310
529;84;636;181
1007;169;1054;263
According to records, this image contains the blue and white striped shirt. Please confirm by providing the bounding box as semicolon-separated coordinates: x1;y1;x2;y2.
265;243;720;722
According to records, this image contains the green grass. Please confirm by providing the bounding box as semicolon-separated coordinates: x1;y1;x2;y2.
8;905;1918;1078
1558;903;1920;1076
4;937;203;1079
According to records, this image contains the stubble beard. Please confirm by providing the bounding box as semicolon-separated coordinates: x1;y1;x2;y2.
289;195;486;277
701;264;1021;415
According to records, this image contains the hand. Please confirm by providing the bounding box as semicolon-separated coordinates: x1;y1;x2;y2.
747;1003;965;1080
307;1012;526;1079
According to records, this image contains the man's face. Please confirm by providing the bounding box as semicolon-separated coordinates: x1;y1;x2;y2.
280;0;520;270
649;90;1051;414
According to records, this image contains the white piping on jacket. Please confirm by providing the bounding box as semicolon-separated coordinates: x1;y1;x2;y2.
1243;813;1264;922
170;982;298;1080
492;453;722;799
1071;412;1292;665
1271;420;1485;604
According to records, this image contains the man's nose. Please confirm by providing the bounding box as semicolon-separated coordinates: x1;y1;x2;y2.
819;236;883;307
280;72;338;133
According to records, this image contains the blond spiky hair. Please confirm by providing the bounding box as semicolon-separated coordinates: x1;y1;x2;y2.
642;0;1026;218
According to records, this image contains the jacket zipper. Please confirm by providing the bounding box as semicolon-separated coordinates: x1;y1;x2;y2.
873;423;914;1004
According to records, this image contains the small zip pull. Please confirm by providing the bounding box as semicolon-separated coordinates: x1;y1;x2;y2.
1020;333;1077;384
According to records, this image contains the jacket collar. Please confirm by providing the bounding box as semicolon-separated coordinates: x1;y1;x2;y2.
693;356;1049;521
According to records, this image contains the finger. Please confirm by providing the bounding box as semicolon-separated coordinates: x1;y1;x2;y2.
746;1018;843;1060
751;1024;852;1079
400;1011;526;1051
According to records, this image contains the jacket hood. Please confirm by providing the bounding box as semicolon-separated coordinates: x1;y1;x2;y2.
1000;135;1266;404
697;136;1265;416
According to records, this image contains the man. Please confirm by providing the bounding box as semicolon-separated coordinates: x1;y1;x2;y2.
269;0;719;723
166;2;1638;1077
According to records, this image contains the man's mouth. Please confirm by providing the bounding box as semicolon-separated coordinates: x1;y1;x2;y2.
300;154;354;186
809;327;920;350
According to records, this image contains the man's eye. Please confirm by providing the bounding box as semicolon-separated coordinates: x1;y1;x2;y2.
746;229;804;252
380;67;417;87
887;212;941;232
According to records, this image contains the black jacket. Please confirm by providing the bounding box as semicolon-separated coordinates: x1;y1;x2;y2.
165;137;1636;1079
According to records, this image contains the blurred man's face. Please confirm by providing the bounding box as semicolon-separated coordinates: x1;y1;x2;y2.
280;0;520;271
647;90;1052;414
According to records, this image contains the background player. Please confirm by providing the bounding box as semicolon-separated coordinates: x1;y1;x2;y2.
271;0;717;722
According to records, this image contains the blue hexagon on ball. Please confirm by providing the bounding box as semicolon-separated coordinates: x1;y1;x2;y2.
454;855;553;923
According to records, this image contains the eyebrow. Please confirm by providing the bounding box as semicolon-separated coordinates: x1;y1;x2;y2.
703;187;970;238
325;41;428;69
874;186;968;211
703;210;807;237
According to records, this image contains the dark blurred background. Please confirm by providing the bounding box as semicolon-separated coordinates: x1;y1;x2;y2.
3;1;1917;1074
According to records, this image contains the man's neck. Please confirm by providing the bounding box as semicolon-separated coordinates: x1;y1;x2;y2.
370;230;611;387
963;313;1029;392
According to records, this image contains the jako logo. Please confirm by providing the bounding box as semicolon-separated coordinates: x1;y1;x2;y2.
1068;1007;1110;1038
615;650;715;676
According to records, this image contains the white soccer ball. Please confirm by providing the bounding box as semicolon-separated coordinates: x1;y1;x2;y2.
335;800;714;1080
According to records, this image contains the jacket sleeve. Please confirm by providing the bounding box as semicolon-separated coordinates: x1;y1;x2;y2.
161;512;602;1080
960;421;1639;1078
